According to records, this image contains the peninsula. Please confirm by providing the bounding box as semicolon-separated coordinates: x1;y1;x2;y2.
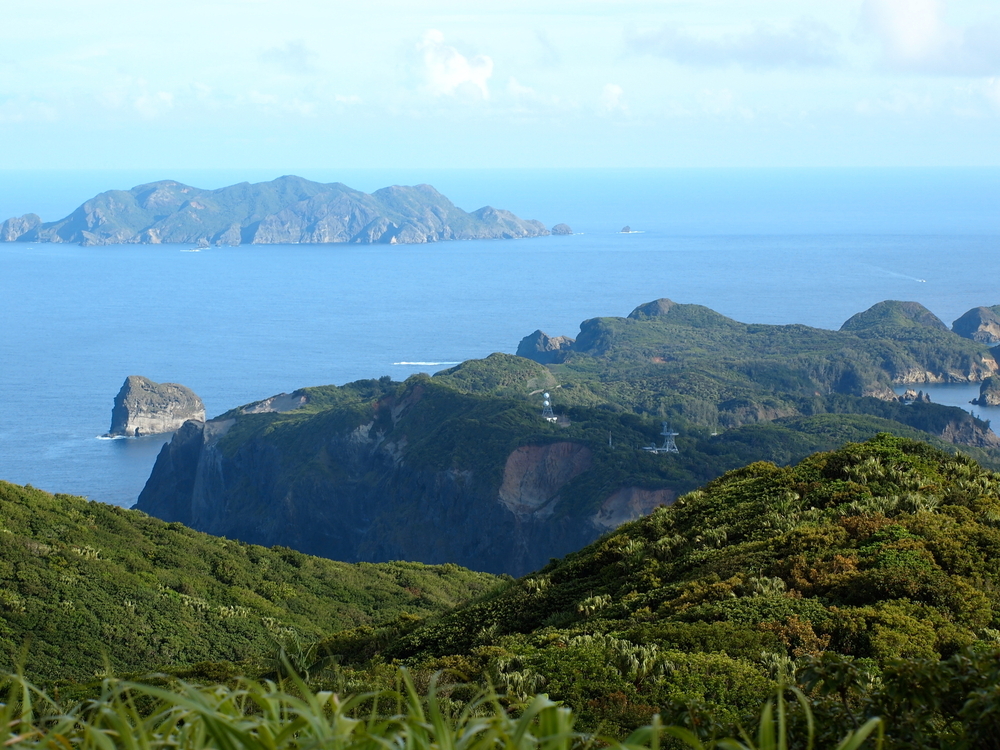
0;175;552;246
136;298;1000;576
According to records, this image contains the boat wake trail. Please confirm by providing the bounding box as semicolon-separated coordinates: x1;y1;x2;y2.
865;265;927;283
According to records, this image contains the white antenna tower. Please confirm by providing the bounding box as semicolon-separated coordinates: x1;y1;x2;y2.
541;392;556;422
642;422;679;453
658;422;679;453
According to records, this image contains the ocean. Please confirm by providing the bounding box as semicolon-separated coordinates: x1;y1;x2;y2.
1;168;999;507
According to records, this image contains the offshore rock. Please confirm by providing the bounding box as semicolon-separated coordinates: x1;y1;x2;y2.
953;306;1000;345
973;377;1000;407
551;223;573;235
108;376;205;437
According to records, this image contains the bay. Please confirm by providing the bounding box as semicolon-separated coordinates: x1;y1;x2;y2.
1;168;998;507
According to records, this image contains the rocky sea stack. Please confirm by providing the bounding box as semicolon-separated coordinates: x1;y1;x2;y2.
973;376;1000;406
108;376;205;437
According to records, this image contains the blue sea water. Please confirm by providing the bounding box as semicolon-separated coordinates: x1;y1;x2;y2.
1;168;999;507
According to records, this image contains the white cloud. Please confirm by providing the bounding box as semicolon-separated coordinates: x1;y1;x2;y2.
0;98;57;124
860;0;1000;75
855;88;933;114
627;17;840;70
961;77;1000;111
245;90;317;116
418;29;493;99
600;83;626;114
133;91;173;119
985;78;1000;107
508;77;537;99
285;98;316;117
260;40;319;76
247;90;277;105
534;30;561;68
697;88;754;119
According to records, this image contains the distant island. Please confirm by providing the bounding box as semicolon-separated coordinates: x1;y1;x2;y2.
0;175;557;246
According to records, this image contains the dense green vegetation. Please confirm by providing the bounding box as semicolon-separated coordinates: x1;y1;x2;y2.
138;297;1000;578
0;481;496;686
0;668;889;750
311;435;1000;745
513;299;998;435
197;370;1000;534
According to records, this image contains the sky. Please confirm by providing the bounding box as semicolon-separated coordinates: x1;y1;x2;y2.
1;0;999;169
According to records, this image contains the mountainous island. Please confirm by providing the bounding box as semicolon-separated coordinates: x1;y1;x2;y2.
135;297;1000;576
0;175;552;246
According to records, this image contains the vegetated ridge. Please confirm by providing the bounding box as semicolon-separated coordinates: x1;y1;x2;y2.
319;433;1000;744
136;298;1000;576
0;175;549;246
517;298;999;434
0;481;496;686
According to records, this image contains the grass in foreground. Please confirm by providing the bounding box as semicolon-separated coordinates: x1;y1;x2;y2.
0;668;883;750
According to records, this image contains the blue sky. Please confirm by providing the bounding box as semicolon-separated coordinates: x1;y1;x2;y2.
2;0;999;169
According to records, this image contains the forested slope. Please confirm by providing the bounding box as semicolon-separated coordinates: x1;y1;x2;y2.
321;434;1000;740
0;481;495;684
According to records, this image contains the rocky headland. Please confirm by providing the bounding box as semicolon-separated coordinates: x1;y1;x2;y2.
135;299;1000;576
953;305;1000;345
135;379;668;577
108;376;205;437
0;176;552;247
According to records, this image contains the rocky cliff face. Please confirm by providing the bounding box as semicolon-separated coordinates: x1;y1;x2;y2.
108;376;205;437
1;176;550;247
974;377;1000;407
135;386;670;577
516;330;576;364
0;213;41;241
953;306;1000;345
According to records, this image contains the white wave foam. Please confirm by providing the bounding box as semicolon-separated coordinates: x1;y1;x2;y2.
95;435;127;440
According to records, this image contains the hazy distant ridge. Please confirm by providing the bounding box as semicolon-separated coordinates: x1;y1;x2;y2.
0;175;550;246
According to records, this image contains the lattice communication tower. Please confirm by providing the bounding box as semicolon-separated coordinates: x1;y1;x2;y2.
658;422;679;453
541;392;556;422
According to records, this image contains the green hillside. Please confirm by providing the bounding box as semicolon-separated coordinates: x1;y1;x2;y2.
514;299;998;434
206;370;1000;529
0;481;496;685
322;434;1000;738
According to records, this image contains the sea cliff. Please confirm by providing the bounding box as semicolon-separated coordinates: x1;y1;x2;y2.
136;381;664;576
